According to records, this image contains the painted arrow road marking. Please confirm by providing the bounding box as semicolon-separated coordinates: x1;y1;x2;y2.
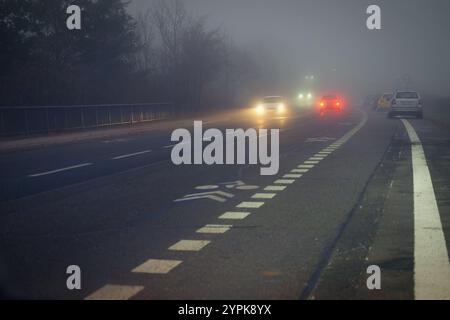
174;191;234;203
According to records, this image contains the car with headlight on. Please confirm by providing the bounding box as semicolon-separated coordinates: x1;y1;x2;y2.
317;94;344;116
388;91;423;119
255;96;287;115
297;92;314;107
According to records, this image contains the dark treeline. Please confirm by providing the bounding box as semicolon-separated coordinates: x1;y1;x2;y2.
0;0;263;110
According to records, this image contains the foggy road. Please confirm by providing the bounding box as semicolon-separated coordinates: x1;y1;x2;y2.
1;104;449;300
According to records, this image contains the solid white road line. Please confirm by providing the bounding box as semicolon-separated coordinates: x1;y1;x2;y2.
169;240;210;251
219;211;250;220
28;163;93;178
112;150;151;160
236;201;265;209
401;119;450;300
132;259;182;274
196;224;232;234
85;284;144;300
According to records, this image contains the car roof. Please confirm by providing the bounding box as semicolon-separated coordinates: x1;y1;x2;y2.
395;90;419;94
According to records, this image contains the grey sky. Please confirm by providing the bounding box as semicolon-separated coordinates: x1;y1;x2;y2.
129;0;450;98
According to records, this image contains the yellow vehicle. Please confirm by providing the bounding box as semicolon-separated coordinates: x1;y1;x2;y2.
377;93;393;111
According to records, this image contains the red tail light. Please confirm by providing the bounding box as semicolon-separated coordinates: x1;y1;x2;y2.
336;101;341;107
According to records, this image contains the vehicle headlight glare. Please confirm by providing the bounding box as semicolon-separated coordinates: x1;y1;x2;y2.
256;104;265;114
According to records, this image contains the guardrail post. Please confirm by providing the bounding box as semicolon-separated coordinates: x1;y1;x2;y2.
45;107;50;133
25;108;29;135
80;107;85;128
131;105;134;125
0;109;4;135
64;108;68;131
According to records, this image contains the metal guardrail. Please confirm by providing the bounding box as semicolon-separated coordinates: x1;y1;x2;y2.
0;103;174;136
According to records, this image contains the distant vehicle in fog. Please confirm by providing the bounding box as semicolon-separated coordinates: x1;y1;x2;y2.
317;94;344;116
388;91;423;119
377;93;393;111
297;91;315;108
255;96;287;115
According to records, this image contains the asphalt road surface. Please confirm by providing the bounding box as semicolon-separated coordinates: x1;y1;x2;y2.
1;104;449;299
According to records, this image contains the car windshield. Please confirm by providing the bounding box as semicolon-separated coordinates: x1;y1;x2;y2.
263;97;283;103
323;95;337;100
396;92;419;99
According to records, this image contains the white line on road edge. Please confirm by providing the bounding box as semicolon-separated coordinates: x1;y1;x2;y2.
112;150;152;160
401;119;450;300
85;284;144;300
28;163;93;178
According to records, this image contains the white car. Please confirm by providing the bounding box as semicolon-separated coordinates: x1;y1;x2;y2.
255;96;287;115
388;91;423;119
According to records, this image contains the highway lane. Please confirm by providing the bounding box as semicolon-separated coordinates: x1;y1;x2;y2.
0;109;314;201
0;105;449;299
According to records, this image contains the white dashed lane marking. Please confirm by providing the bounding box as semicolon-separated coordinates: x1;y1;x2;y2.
82;110;370;300
169;240;210;251
28;163;93;178
132;259;182;274
236;201;265;209
283;174;303;178
85;285;144;300
274;179;295;184
252;193;277;199
264;185;287;191
112;150;152;160
292;168;309;173
219;211;251;220
196;224;232;234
